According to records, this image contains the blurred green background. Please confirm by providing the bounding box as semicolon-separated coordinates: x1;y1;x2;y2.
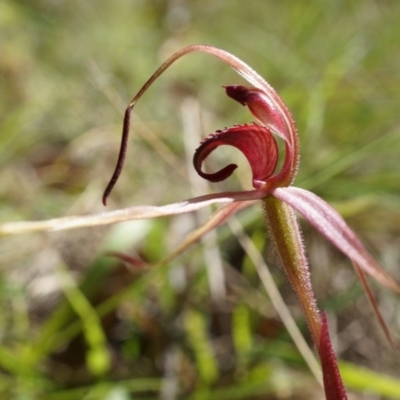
1;0;400;399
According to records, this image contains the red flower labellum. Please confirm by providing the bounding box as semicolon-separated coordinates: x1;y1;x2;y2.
224;85;299;187
193;123;278;189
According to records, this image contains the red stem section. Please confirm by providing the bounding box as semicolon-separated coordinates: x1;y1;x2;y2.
319;312;348;399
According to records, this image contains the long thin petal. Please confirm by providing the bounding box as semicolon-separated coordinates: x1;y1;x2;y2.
193;124;278;188
103;44;299;203
352;261;396;348
319;312;348;400
161;200;256;264
0;190;265;235
272;186;400;294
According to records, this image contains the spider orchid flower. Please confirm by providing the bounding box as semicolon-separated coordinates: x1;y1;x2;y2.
1;45;399;398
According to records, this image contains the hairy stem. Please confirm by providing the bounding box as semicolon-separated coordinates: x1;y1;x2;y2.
263;195;321;345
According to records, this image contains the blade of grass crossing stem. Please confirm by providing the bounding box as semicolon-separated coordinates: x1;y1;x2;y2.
227;217;323;386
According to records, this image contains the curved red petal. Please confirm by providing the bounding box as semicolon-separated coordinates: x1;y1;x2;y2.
224;85;299;187
193;124;278;189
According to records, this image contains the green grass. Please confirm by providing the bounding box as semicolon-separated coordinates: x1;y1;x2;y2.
1;0;400;399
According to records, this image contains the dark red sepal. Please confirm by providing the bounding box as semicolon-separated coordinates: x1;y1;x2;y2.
193;124;278;189
224;85;251;105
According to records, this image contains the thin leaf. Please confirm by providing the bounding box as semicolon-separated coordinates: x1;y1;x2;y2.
0;190;264;235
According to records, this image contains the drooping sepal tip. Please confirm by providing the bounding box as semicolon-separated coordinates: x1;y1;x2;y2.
102;107;133;206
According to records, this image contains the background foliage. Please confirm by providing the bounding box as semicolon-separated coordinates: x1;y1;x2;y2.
1;0;400;399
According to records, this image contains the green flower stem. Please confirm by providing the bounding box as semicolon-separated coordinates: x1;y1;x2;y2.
263;195;322;346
